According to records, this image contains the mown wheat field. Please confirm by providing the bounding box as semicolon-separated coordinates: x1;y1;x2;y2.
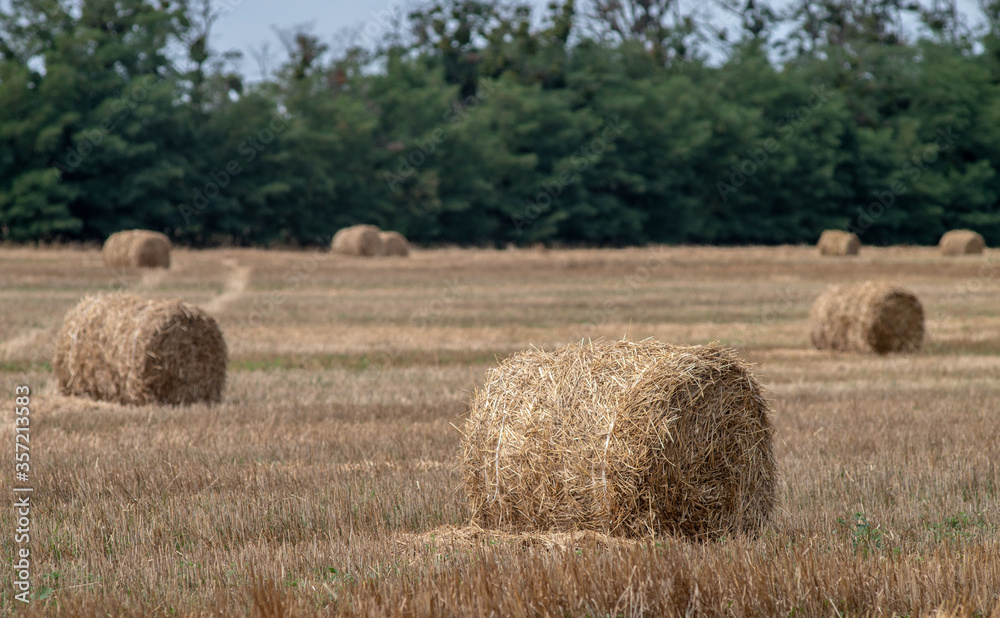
1;245;999;616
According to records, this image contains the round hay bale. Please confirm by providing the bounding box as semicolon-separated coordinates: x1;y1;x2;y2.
939;229;985;255
809;281;924;354
331;225;382;257
378;231;410;257
52;293;227;405
102;230;171;268
461;339;776;540
816;230;860;256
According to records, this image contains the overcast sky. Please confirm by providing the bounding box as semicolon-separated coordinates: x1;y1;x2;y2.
210;0;988;81
210;0;553;80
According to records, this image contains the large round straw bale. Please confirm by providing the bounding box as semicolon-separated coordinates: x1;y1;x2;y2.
461;339;776;540
817;230;860;256
331;225;382;257
52;293;227;405
102;230;171;268
939;229;985;255
378;231;410;257
810;281;924;354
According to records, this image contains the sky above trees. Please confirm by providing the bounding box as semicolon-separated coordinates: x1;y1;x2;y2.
212;0;554;80
211;0;988;80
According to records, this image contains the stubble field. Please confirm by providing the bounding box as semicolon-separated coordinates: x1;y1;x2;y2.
1;244;1000;616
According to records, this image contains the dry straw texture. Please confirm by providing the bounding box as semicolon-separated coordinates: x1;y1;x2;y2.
102;230;171;268
939;229;985;255
461;339;776;541
817;230;860;256
379;230;410;257
332;225;382;257
52;293;227;405
810;281;924;354
401;524;638;554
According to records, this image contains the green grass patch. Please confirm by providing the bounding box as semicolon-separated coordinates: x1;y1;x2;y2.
0;360;51;373
924;340;1000;356
926;511;992;541
230;350;506;372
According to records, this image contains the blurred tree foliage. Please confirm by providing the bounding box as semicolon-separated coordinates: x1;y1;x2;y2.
1;0;999;246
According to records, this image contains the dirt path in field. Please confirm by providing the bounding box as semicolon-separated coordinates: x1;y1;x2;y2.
1;258;250;359
0;266;174;359
203;258;252;314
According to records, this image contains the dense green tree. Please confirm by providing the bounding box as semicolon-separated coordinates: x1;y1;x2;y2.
2;0;999;247
0;0;194;240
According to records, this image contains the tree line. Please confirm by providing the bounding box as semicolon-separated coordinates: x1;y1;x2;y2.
2;0;1000;247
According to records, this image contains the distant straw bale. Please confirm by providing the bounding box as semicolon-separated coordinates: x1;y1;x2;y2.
810;281;924;354
332;225;382;257
102;230;171;268
52;293;227;405
378;231;410;257
461;339;776;541
939;230;985;255
817;230;860;256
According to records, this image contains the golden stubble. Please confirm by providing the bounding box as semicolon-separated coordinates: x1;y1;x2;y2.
0;244;998;615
